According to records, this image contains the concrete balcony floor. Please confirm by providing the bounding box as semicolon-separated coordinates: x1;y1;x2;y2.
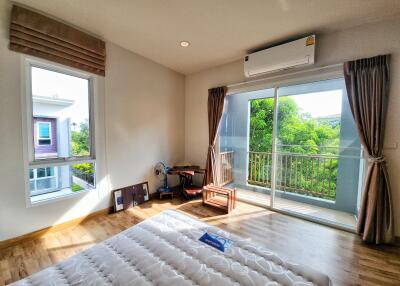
236;188;357;229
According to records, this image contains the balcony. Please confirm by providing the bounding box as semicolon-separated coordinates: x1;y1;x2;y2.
248;151;337;201
219;151;234;186
219;150;359;228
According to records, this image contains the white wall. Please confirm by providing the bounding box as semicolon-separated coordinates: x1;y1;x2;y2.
105;43;185;191
0;0;185;241
185;18;400;236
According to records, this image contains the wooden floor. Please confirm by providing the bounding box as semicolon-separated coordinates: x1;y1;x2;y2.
1;198;399;286
237;188;357;228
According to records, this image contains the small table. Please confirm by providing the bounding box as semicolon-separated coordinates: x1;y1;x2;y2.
202;184;236;213
159;191;174;200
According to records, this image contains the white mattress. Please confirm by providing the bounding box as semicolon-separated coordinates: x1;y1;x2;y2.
11;210;331;286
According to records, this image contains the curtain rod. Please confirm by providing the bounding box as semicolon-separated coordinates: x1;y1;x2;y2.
226;63;343;89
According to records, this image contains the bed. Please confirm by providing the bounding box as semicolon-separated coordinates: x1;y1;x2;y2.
11;210;331;286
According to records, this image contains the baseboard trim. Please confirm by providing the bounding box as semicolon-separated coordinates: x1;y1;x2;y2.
0;206;113;250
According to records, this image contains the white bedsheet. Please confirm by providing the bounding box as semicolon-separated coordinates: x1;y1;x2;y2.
11;210;331;286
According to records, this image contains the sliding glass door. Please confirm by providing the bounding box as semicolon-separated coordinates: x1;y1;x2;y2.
273;78;363;228
218;76;364;229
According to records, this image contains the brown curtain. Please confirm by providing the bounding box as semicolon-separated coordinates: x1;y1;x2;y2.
344;55;394;244
205;86;227;185
9;5;106;76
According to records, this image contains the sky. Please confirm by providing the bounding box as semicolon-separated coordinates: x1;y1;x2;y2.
31;67;89;126
290;90;342;118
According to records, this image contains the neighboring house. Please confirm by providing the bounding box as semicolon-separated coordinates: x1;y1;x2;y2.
33;117;58;158
30;95;74;196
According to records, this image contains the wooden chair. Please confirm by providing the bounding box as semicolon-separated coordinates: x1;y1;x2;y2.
202;184;237;213
170;168;205;200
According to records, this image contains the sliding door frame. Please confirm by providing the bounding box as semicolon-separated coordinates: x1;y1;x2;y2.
270;87;279;208
225;65;361;233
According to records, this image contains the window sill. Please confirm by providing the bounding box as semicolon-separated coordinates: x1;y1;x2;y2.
29;188;92;207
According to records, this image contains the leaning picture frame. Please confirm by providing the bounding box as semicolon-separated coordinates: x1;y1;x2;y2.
142;182;150;201
113;189;124;212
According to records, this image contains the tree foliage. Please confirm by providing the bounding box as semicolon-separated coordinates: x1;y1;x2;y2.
249;97;340;154
71;120;94;178
71;120;90;156
249;97;341;200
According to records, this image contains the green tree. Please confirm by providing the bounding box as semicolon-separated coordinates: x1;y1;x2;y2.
249;96;341;200
250;97;340;154
71;120;90;156
71;120;94;183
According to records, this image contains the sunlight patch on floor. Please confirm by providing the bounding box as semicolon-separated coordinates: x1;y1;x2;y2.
236;188;357;228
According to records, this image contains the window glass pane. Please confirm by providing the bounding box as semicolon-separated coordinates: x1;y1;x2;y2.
29;169;34;179
219;88;275;190
71;162;95;189
37;168;46;178
274;78;363;228
38;122;50;138
29;162;95;196
31;66;90;160
36;167;54;178
29;181;35;191
36;177;57;190
38;139;51;145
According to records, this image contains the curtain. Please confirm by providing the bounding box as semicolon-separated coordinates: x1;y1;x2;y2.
205;86;227;185
344;55;394;244
9;5;106;76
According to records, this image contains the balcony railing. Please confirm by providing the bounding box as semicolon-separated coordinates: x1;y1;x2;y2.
71;167;95;187
248;151;338;200
219;151;234;186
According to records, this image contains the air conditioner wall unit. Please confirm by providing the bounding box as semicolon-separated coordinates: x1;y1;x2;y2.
244;35;316;78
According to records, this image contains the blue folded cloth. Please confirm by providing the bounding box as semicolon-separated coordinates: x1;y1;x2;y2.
199;232;232;252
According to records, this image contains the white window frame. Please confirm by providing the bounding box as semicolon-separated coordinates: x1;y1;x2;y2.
21;56;98;206
37;121;52;145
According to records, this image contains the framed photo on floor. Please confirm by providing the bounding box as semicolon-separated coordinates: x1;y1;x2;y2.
113;189;124;212
142;182;150;201
132;181;150;205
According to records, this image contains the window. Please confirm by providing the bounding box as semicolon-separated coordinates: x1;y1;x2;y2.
24;59;96;202
37;122;51;145
29;167;58;196
37;167;54;178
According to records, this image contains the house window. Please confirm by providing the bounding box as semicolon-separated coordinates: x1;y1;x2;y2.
37;122;51;145
37;167;54;177
24;59;96;203
29;167;58;196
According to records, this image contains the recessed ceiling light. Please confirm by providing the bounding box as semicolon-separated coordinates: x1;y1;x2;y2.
180;41;190;47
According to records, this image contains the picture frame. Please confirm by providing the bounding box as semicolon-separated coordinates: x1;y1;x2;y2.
112;182;150;213
142;182;150;201
113;189;124;212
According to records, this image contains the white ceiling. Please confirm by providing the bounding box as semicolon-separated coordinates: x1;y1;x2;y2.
13;0;400;75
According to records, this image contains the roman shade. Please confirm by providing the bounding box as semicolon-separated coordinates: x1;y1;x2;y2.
9;5;105;76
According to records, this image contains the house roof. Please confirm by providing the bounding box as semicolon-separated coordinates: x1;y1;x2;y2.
32;95;74;106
